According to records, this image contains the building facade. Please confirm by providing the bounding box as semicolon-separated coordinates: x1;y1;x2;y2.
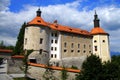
24;9;111;65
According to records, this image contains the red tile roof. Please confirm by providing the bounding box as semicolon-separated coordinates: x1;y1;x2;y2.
91;27;108;35
28;62;80;73
0;49;13;53
11;55;24;59
27;16;91;36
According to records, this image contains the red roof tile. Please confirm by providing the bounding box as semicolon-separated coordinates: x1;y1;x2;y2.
27;16;91;36
91;27;108;35
0;49;12;53
28;62;80;73
11;55;24;59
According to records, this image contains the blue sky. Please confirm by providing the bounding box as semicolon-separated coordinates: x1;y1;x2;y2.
0;0;120;55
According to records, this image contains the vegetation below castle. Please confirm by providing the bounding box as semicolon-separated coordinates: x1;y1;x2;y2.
0;40;14;50
76;54;120;80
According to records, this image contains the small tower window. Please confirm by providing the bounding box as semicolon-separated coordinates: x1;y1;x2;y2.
37;20;41;23
103;40;105;43
94;46;97;51
64;42;67;48
40;38;43;44
94;40;97;43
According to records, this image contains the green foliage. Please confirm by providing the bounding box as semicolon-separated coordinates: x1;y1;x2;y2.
76;54;102;80
0;40;14;50
75;54;120;80
71;65;78;69
23;50;33;74
13;22;26;55
61;67;68;80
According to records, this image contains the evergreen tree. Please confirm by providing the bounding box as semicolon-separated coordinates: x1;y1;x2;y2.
76;54;103;80
13;22;26;55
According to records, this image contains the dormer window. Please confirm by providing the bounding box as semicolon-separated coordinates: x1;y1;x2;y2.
37;20;41;23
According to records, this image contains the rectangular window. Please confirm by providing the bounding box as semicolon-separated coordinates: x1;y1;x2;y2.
64;42;67;48
51;47;53;51
55;47;57;51
40;38;43;44
29;59;36;63
51;40;53;43
55;33;57;37
84;44;86;49
51;54;53;58
25;38;27;45
55;54;57;58
51;33;54;36
78;44;80;48
55;40;57;43
71;43;74;48
95;46;97;51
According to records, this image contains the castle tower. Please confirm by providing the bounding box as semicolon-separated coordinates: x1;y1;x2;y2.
24;8;50;64
91;11;111;62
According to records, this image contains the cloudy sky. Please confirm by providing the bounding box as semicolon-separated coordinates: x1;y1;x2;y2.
0;0;120;55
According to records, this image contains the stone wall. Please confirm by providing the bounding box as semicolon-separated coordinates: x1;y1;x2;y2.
28;66;78;80
8;58;24;73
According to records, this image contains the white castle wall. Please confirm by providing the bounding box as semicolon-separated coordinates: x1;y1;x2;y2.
92;34;111;62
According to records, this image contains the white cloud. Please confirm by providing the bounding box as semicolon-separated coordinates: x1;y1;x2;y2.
0;0;10;11
0;0;120;52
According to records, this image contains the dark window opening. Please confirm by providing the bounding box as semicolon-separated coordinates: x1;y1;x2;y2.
84;44;86;48
95;46;97;51
51;54;53;58
71;50;74;52
51;47;53;50
55;40;57;43
55;54;57;58
40;38;43;44
78;50;80;53
64;42;67;48
51;33;54;36
29;59;36;63
83;50;86;53
103;40;105;43
55;33;57;37
71;43;74;48
64;49;67;52
51;40;53;43
94;40;97;43
37;20;41;22
78;44;80;48
55;47;57;51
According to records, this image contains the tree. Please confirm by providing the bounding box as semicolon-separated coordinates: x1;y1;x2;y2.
13;22;26;55
61;67;68;80
76;54;103;80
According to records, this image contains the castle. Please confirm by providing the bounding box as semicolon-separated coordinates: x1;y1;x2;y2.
23;9;111;67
